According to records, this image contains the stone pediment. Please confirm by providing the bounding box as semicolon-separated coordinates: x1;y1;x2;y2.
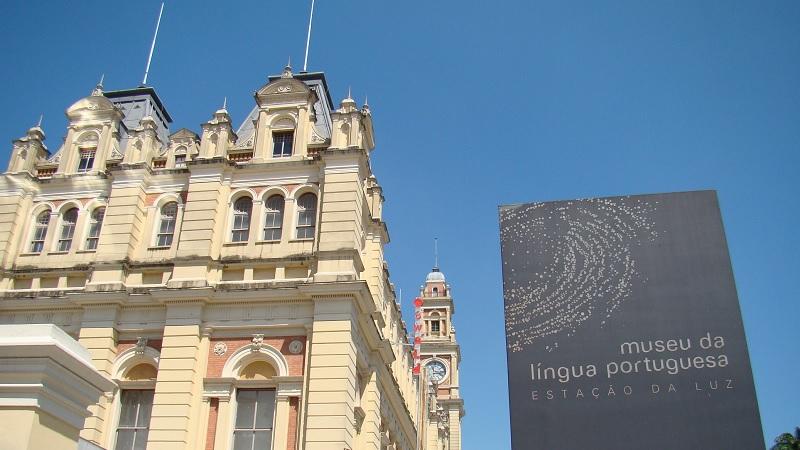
169;128;200;143
255;78;315;107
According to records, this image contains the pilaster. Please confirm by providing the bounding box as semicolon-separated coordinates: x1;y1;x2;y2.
146;301;204;450
304;296;357;449
358;365;382;450
77;304;119;444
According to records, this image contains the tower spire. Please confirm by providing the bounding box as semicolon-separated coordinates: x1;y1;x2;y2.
303;0;316;72
36;114;43;128
142;2;165;85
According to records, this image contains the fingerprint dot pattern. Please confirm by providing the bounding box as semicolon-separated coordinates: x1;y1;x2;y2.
500;198;659;353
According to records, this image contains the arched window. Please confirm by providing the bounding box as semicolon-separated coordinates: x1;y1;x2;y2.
263;195;284;241
30;210;50;253
432;287;439;297
156;202;178;247
57;208;79;252
85;207;105;250
231;197;252;242
296;193;317;239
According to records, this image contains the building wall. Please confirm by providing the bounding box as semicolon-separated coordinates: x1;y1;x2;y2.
0;67;419;450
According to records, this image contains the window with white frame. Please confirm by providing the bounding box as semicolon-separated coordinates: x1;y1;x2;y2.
156;202;178;247
77;148;96;172
232;389;276;450
272;131;294;158
30;210;50;253
114;389;154;450
296;193;317;240
85;207;105;250
57;208;78;252
174;153;186;168
231;197;253;242
263;195;284;241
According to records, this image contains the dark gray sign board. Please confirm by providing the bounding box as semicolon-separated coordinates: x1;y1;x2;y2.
499;191;763;450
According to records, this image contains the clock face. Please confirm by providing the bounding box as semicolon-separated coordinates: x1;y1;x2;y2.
426;360;447;382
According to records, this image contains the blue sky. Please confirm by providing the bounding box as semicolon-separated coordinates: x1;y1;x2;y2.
1;1;798;448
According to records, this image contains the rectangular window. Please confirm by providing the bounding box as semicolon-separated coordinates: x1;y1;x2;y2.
157;216;176;247
263;212;282;241
431;320;441;333
86;225;100;250
77;149;96;172
233;389;275;450
272;131;294;158
296;210;315;239
115;390;154;450
174;154;186;168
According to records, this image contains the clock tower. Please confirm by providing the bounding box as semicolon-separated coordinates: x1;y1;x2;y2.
418;265;465;450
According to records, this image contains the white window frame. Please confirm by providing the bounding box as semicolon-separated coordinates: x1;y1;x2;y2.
271;130;294;158
295;192;317;240
231;196;253;243
56;207;79;252
155;202;179;248
77;147;96;173
29;210;51;253
262;195;284;241
84;206;105;251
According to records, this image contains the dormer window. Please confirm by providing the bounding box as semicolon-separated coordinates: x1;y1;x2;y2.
272;131;294;158
174;154;186;168
77;149;96;172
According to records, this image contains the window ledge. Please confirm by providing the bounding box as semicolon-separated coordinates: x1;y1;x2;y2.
18;252;42;257
288;238;314;243
147;246;171;251
255;240;281;245
75;250;97;254
223;241;248;247
47;251;69;255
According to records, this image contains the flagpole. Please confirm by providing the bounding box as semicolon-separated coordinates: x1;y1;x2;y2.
303;0;315;72
142;2;165;85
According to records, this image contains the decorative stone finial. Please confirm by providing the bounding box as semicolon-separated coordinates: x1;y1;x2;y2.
340;86;357;110
282;58;293;79
91;74;105;96
361;95;371;115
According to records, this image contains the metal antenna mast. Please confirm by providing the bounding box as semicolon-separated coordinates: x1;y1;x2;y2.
142;2;165;85
434;238;439;269
303;0;316;72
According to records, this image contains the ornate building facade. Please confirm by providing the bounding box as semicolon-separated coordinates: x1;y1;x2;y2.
417;267;465;450
0;64;456;450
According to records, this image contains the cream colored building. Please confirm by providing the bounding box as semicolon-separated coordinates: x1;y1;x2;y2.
0;64;466;450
